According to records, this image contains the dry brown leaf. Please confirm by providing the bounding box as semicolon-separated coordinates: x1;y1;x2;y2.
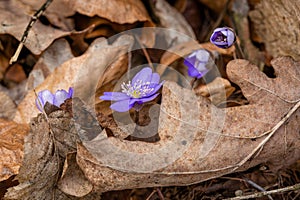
4;63;26;84
194;77;235;105
18;0;75;31
231;0;264;66
4;111;81;200
5;109;103;199
0;1;70;55
5;114;60;199
0;91;16;120
26;38;74;91
75;56;300;192
0;119;29;182
94;53;129;117
64;0;151;24
152;0;196;46
14;35;134;124
57;153;93;197
197;0;228;13
249;0;300;61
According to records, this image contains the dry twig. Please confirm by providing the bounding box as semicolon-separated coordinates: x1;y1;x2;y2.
10;0;53;64
224;183;300;200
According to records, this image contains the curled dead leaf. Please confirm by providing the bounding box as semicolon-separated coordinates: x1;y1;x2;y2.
5;110;81;199
58;153;93;197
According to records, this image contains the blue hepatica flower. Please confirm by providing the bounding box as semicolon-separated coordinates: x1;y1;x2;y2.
184;49;212;79
210;27;236;49
35;87;73;112
100;67;164;112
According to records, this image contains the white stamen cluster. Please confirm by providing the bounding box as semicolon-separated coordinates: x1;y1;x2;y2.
121;79;154;98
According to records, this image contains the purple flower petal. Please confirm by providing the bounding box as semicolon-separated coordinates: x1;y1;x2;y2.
226;30;235;47
67;87;74;98
35;90;54;111
132;67;152;84
100;92;130;101
184;55;196;66
129;93;159;109
100;67;164;112
183;59;196;70
195;62;208;72
110;99;133;112
150;72;160;84
53;89;69;107
147;81;165;96
187;66;201;78
184;49;212;79
195;49;210;61
214;27;224;33
210;27;236;49
138;93;160;103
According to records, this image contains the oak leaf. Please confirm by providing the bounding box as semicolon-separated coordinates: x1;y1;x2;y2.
76;57;300;192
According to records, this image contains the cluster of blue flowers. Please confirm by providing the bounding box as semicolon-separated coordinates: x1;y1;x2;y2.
36;27;236;112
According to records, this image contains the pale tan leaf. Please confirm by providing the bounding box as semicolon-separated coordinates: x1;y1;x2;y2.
0;91;16;120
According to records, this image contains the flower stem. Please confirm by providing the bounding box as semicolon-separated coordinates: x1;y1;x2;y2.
234;41;245;59
190;78;197;88
134;110;139;124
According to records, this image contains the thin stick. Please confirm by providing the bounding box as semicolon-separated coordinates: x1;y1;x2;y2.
243;178;274;200
204;0;232;41
224;183;300;200
234;42;245;59
156;188;165;200
10;0;53;64
145;190;157;200
134;35;154;69
190;78;196;88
